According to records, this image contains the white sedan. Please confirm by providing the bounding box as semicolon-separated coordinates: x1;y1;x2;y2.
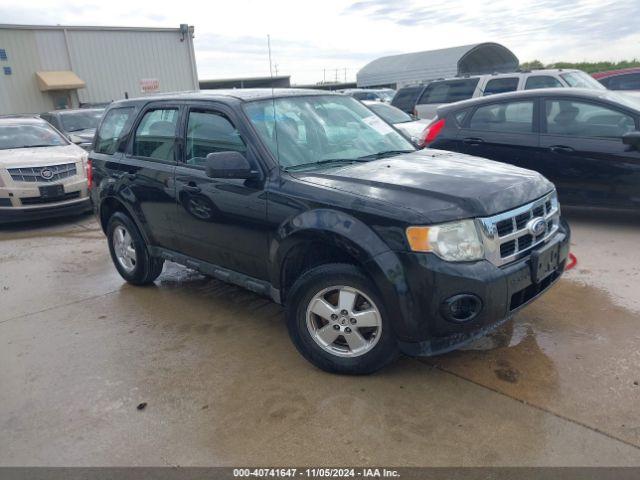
362;100;432;147
0;116;91;224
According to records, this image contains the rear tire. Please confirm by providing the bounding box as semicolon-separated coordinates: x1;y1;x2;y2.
286;263;399;375
107;212;164;285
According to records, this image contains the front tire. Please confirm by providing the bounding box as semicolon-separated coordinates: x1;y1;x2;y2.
107;212;164;285
286;263;399;375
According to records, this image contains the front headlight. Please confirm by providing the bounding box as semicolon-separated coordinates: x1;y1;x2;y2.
406;219;484;262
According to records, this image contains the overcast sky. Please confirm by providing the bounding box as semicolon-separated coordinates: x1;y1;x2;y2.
1;0;638;84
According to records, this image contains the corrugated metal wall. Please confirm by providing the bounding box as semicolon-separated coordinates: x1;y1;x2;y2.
0;26;199;115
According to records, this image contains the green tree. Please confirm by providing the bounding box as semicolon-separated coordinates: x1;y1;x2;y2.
520;59;640;74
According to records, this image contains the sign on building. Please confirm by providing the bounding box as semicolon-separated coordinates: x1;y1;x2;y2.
140;78;160;93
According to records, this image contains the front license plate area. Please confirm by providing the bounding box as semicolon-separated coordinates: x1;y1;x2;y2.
39;184;64;199
530;240;561;284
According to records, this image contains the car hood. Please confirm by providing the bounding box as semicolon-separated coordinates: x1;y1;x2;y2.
0;144;85;169
293;149;554;223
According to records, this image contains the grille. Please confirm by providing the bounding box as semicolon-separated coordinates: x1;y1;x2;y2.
20;191;80;205
478;192;560;267
8;163;77;183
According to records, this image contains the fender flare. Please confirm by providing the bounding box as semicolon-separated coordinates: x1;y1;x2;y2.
270;209;411;329
99;194;152;246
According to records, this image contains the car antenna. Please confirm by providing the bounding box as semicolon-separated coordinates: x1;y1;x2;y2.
267;34;280;168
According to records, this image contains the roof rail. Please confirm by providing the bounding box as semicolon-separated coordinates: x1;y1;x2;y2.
0;113;41;119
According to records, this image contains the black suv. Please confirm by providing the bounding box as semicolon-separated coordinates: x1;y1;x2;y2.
90;89;570;374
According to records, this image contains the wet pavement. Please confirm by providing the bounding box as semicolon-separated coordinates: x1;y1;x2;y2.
1;210;639;466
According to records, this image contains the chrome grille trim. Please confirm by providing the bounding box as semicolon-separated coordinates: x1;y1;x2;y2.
477;192;560;267
7;163;77;183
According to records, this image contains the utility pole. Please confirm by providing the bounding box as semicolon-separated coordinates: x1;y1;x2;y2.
267;35;273;78
323;69;326;84
274;64;279;76
335;68;338;83
344;68;347;82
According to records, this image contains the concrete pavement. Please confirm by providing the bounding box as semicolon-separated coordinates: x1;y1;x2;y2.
1;210;639;466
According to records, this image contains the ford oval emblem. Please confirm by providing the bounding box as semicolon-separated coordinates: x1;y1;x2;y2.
40;167;54;180
527;217;546;237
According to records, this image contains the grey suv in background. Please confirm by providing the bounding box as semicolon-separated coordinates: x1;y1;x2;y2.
40;108;105;150
413;69;605;119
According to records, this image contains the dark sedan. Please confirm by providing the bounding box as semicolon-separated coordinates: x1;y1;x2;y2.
424;88;640;209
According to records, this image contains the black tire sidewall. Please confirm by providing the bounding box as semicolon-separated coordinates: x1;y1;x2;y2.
107;212;158;285
286;264;398;375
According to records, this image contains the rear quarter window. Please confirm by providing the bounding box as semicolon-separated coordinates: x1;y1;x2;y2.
391;86;424;112
418;79;479;105
525;75;563;90
95;107;135;154
483;77;519;95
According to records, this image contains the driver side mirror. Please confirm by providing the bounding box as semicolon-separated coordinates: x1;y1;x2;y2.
622;131;640;150
205;151;258;179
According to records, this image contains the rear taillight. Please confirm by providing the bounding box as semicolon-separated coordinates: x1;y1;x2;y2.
423;118;446;145
86;159;93;190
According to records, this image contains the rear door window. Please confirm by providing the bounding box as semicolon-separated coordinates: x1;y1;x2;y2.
469;101;534;133
544;99;636;138
95;107;134;155
417;79;479;104
525;75;563;90
132;108;179;161
607;73;640;91
483;78;519;95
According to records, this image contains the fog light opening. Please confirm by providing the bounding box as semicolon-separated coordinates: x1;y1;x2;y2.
441;294;482;323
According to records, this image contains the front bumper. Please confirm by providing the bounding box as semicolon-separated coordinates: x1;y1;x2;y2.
385;222;570;356
0;197;92;224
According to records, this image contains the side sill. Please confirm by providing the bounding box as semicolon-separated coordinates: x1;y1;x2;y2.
148;246;281;304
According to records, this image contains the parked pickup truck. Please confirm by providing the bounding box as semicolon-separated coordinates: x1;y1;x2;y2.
90;89;570;374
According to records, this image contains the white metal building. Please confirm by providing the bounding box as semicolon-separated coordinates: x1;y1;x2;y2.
0;24;199;114
357;43;519;89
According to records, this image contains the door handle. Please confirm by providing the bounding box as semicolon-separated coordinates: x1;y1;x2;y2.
182;183;201;194
549;145;574;154
463;137;484;146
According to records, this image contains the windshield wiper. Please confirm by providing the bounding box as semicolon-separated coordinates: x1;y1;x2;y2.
357;150;415;160
20;144;57;148
284;158;368;171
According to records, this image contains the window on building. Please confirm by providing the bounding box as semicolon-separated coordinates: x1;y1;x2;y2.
469;101;534;133
95;107;135;155
0;49;7;61
545;100;635;138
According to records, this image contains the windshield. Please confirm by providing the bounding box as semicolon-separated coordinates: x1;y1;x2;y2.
0;123;68;150
59;110;104;132
561;71;606;90
368;103;412;124
244;95;415;170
